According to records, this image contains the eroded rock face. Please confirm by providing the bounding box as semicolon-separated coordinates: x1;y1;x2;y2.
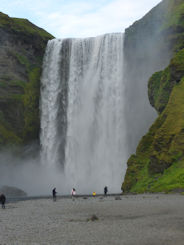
123;0;172;156
0;185;27;197
122;0;184;193
0;12;54;146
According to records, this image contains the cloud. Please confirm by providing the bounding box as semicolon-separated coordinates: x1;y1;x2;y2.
37;0;162;38
1;0;162;38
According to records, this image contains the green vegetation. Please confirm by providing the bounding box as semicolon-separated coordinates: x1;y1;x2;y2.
0;12;53;146
0;97;24;145
14;52;31;71
123;0;184;193
0;124;22;145
0;12;53;41
163;0;184;52
123;51;184;193
0;56;41;145
148;48;184;113
163;0;184;29
23;68;41;142
126;160;184;193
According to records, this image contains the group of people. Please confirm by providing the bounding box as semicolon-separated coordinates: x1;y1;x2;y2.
0;186;108;209
0;186;108;208
52;187;77;201
52;186;108;201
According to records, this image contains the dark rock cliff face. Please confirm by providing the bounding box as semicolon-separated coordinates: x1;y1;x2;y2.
0;12;53;146
122;0;184;193
123;0;172;156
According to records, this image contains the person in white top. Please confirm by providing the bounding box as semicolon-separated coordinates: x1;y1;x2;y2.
71;188;76;200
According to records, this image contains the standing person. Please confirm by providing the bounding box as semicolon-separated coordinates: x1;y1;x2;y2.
52;188;57;202
0;193;6;209
104;186;108;196
71;188;76;200
92;191;96;197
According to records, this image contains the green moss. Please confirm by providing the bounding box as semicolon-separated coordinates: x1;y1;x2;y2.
14;53;31;71
0;121;22;145
123;77;184;193
163;0;184;29
12;18;53;40
170;48;184;73
23;67;41;142
11;80;26;88
0;12;54;41
0;79;26;88
122;0;184;193
130;160;184;193
148;71;163;110
122;155;148;193
148;48;184;113
162;0;184;52
0;12;53;146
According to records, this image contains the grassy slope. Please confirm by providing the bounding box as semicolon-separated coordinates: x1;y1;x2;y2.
123;74;184;193
122;0;184;193
0;12;53;42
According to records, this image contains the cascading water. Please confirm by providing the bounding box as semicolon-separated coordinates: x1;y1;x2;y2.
40;40;63;167
40;39;70;169
40;33;127;194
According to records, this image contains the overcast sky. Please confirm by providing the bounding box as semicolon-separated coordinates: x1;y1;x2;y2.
1;0;162;38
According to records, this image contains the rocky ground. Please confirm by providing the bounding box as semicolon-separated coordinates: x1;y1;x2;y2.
0;194;184;245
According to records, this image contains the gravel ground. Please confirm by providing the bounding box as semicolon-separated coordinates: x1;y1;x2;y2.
0;194;184;245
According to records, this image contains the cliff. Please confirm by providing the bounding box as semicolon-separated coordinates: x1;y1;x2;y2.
122;0;184;193
0;12;53;146
123;0;172;157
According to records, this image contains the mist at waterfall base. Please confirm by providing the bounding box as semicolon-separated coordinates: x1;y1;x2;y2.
0;147;63;196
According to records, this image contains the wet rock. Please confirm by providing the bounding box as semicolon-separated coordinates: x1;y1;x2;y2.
87;214;99;222
0;185;27;197
115;196;122;200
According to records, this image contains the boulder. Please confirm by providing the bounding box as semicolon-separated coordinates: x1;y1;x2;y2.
0;185;27;197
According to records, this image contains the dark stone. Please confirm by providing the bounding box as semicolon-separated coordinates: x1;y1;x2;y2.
87;214;99;222
0;185;27;197
149;155;172;174
115;196;122;200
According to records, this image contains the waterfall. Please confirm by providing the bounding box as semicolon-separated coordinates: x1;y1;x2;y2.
40;33;127;194
40;39;70;168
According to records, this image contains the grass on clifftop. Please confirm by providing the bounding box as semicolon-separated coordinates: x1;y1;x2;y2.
0;12;54;40
12;18;54;40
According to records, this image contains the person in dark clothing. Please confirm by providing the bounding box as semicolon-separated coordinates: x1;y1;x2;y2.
0;193;6;209
52;188;57;201
104;186;108;196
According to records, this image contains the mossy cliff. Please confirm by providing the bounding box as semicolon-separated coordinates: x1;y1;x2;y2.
0;12;53;146
122;0;184;193
123;0;173;157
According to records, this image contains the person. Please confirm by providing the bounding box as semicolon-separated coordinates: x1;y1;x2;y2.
92;191;96;197
52;188;57;201
71;188;76;200
104;186;108;196
0;193;6;209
